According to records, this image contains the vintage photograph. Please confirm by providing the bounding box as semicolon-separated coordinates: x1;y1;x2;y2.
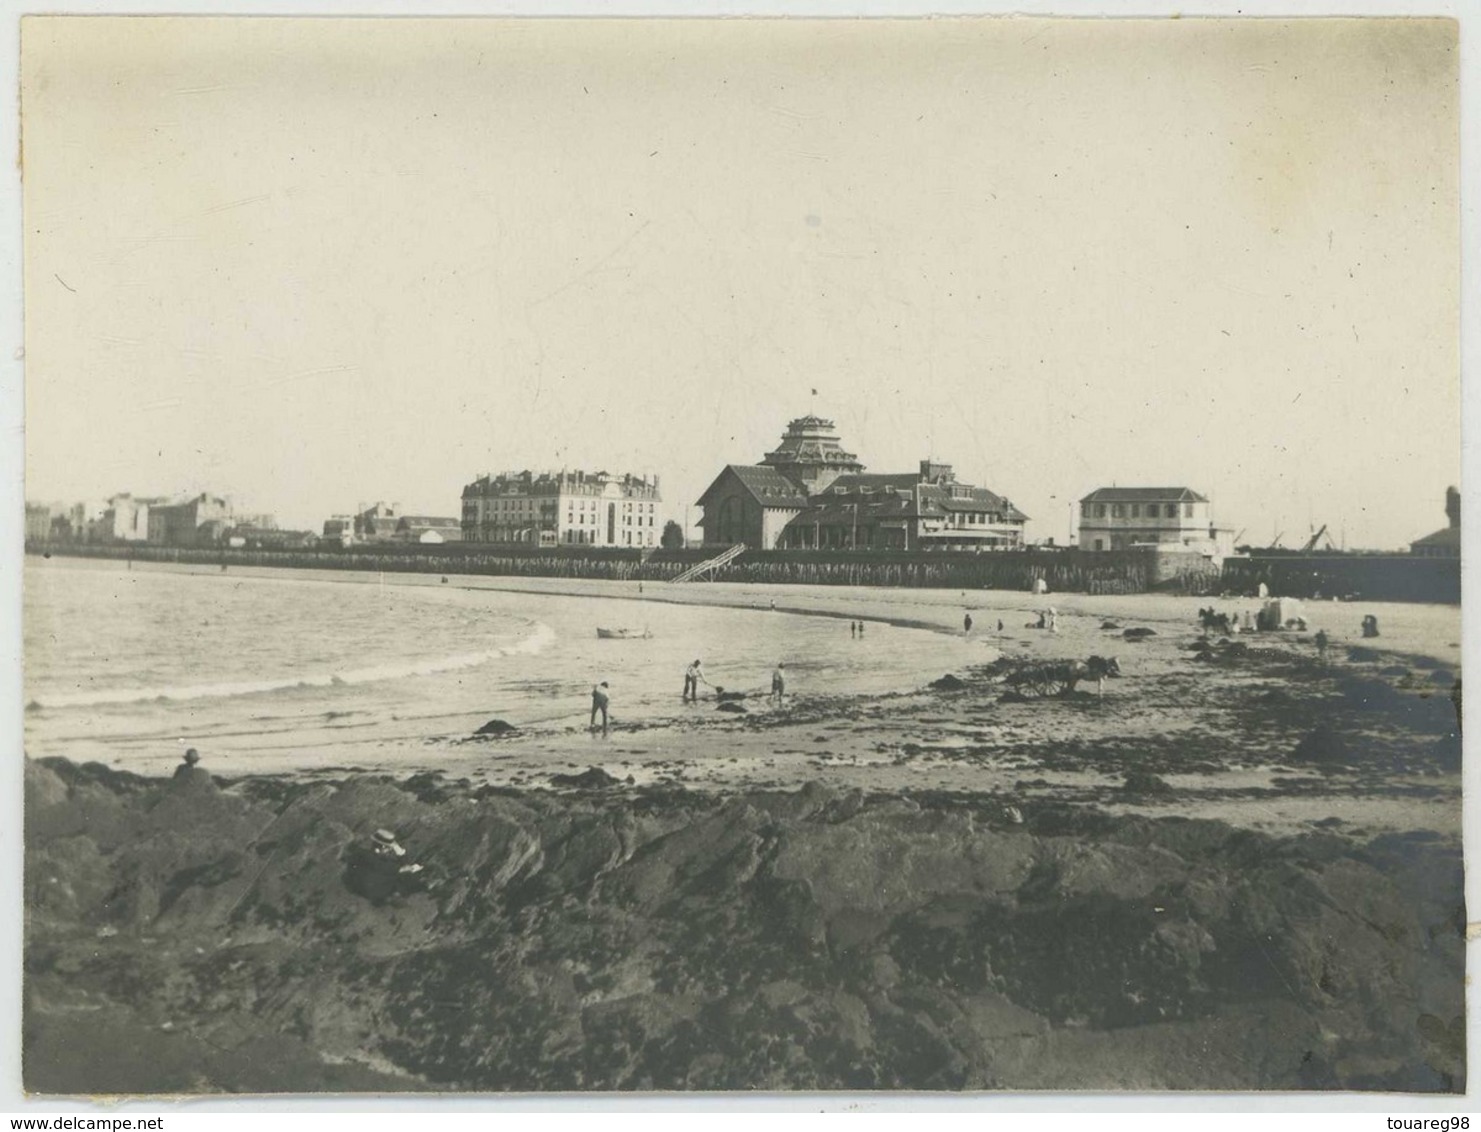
19;16;1463;1094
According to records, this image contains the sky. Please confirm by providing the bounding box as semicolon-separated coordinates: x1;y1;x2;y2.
20;16;1459;548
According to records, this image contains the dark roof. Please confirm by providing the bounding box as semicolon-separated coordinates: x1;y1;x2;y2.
820;475;1028;522
918;484;1028;521
1410;527;1461;550
399;516;460;526
822;473;922;493
1080;487;1209;504
697;465;809;507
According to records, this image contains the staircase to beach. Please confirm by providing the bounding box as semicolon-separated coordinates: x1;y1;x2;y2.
670;543;746;583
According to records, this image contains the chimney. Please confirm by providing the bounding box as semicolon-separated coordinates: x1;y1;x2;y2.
1446;486;1460;529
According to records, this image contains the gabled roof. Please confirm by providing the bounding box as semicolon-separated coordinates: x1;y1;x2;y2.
696;465;809;508
918;484;1029;522
1080;487;1209;504
1410;526;1461;550
822;473;922;493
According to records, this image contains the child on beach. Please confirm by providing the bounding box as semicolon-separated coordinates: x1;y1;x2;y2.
771;663;786;704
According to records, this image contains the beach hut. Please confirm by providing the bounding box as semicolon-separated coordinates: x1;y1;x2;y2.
1259;598;1303;630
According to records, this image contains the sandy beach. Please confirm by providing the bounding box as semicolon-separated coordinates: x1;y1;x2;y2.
23;564;1466;1093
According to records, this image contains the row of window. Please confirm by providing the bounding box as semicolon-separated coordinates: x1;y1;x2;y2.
481;497;657;512
1084;502;1195;520
561;529;655;546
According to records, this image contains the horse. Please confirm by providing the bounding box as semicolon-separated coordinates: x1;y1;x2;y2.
1003;655;1121;697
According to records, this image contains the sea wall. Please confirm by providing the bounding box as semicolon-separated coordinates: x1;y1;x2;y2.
29;542;1173;594
1223;554;1461;604
31;543;1457;601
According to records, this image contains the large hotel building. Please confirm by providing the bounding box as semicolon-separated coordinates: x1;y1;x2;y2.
461;470;662;547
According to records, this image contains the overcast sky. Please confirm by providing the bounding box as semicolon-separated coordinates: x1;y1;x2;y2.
21;16;1458;547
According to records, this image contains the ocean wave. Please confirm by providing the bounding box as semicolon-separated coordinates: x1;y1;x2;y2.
29;621;557;709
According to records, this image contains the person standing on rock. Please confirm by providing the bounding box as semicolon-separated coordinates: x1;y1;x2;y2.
590;681;611;734
771;662;787;704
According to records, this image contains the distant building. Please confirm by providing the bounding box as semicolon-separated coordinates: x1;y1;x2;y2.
697;416;1026;550
98;494;164;542
1078;487;1233;557
1410;486;1460;558
780;462;1028;551
354;502;402;542
227;525;319;550
147;493;233;547
696;465;810;548
25;503;53;543
322;515;355;547
461;470;662;548
395;516;463;544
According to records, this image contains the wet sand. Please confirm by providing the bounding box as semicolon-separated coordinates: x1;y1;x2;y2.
202;570;1461;840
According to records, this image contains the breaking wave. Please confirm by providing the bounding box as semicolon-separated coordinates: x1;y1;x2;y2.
30;621;557;710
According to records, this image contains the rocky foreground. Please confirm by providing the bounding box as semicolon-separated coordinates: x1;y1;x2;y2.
25;753;1465;1094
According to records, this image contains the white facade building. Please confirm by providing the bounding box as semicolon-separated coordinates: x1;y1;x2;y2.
462;469;662;548
1078;487;1234;557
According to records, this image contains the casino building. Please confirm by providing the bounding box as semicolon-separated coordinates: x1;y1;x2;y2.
696;415;1027;551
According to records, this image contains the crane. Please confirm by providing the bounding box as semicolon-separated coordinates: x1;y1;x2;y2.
1300;524;1333;554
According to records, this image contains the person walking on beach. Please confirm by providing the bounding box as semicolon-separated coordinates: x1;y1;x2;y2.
590;681;610;734
683;660;707;702
771;662;787;704
851;621;858;639
963;612;973;635
1314;629;1330;662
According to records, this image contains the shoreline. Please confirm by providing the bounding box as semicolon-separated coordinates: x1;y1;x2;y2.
27;554;1463;839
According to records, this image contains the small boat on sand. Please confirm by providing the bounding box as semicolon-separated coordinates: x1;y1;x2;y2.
596;628;653;640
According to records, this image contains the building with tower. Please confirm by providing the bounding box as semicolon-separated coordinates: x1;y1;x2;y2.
1410;486;1460;558
697;415;1027;551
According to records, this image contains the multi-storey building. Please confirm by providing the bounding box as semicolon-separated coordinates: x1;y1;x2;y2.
697;416;1027;550
1077;487;1233;556
322;516;355;547
146;493;233;546
25;503;53;543
98;494;163;542
461;470;662;548
354;502;402;542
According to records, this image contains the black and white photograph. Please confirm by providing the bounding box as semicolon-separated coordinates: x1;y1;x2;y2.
16;13;1467;1098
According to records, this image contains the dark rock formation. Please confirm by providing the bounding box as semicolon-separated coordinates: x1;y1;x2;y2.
474;719;519;738
23;760;1465;1095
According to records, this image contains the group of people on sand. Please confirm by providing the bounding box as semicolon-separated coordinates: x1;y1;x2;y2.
588;658;788;735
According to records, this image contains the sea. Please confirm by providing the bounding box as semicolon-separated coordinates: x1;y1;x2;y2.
23;557;986;776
